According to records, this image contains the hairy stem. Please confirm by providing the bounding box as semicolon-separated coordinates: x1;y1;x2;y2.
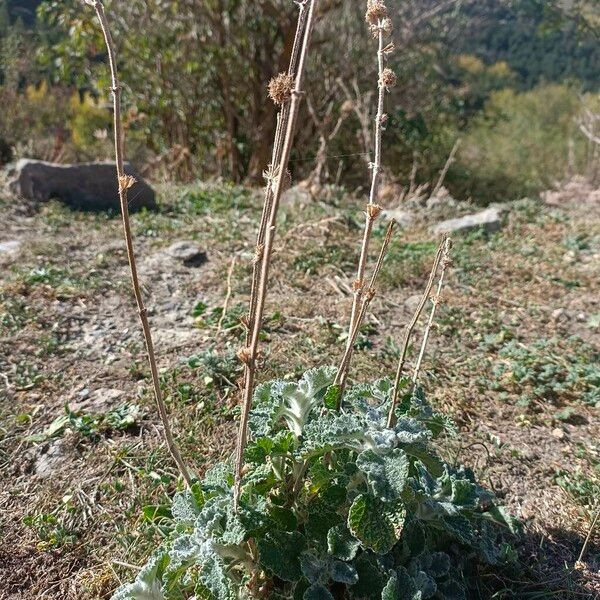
346;26;387;340
85;0;191;486
245;3;310;346
334;219;396;398
387;237;446;427
411;237;452;387
234;0;318;509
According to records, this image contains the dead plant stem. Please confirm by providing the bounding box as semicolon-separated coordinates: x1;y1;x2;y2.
387;237;446;427
347;27;387;339
411;237;452;387
85;0;191;486
335;219;396;397
234;0;318;508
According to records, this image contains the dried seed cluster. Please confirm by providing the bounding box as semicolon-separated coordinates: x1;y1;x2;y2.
365;0;388;24
118;174;137;191
268;73;294;105
380;67;397;90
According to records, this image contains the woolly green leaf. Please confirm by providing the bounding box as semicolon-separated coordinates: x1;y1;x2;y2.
351;552;387;599
327;524;360;561
111;553;169;600
347;494;404;554
305;501;343;546
269;505;298;532
258;531;307;582
248;381;287;437
436;580;466;600
198;550;237;600
421;552;450;578
171;484;204;526
298;367;338;400
300;552;328;584
483;505;521;534
381;566;419;600
330;560;358;584
414;571;436;599
356;448;409;502
304;584;334;600
301;413;365;456
443;515;475;544
402;520;426;557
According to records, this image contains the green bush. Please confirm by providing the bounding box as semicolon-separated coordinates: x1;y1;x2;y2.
113;368;517;600
450;84;598;203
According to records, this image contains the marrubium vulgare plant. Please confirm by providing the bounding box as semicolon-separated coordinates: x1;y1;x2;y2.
80;1;518;598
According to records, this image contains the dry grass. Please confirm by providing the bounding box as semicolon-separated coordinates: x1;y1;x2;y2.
0;182;598;598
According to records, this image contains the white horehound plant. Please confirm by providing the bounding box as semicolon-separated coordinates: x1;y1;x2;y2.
82;0;519;598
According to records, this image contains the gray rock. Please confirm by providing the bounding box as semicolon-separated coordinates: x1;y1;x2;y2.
8;158;156;211
0;240;21;254
431;207;502;235
382;209;414;228
404;294;423;313
165;241;208;267
34;439;67;478
282;184;311;205
425;187;457;210
71;388;126;413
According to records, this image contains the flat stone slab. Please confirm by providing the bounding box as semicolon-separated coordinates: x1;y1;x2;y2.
382;208;415;229
8;158;156;211
0;240;21;254
431;207;502;235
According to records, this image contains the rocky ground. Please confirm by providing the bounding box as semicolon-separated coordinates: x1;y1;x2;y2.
0;178;598;598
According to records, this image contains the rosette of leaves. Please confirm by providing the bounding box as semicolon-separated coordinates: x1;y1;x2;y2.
113;367;518;600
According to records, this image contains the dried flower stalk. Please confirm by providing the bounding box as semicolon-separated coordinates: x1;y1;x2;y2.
245;1;310;350
345;0;395;352
234;0;318;508
387;237;446;427
411;237;452;387
84;0;191;486
334;219;396;398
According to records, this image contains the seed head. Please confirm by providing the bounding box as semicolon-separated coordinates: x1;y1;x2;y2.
118;174;136;192
365;0;388;25
268;73;294;105
367;203;383;219
237;347;252;365
380;68;397;90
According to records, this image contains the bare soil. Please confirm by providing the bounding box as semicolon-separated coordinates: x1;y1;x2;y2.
0;179;598;599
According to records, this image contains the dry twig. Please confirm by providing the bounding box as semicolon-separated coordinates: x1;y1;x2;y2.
411;237;452;386
217;255;237;335
344;1;396;357
233;0;318;508
84;0;192;485
334;219;396;398
431;138;461;198
387;237;446;427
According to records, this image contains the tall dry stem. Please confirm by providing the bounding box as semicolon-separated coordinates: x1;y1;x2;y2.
334;219;396;397
345;1;396;355
387;237;446;427
245;2;310;348
234;0;318;508
84;0;191;486
431;138;461;198
411;237;452;387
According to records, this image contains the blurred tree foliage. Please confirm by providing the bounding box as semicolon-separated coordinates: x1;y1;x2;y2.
453;0;600;91
0;0;599;201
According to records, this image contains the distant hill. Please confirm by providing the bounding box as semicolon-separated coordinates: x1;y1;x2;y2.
454;0;600;91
